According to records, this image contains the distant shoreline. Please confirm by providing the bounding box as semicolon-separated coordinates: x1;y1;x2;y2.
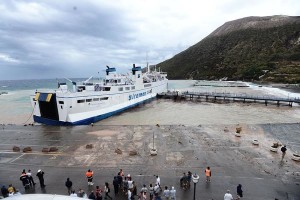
257;83;300;93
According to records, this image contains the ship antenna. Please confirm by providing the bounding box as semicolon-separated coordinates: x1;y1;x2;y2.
146;52;150;73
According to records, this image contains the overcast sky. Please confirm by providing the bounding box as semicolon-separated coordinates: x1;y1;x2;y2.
0;0;299;80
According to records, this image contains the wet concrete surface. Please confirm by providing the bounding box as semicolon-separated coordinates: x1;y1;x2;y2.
0;124;299;200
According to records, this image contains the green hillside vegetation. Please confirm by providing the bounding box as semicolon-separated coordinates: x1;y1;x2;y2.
157;17;300;83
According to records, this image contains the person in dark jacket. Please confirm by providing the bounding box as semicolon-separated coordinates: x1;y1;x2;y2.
20;171;30;189
88;190;96;199
117;172;123;188
113;176;119;195
237;184;243;198
36;169;46;188
65;178;73;195
281;145;287;161
1;185;9;198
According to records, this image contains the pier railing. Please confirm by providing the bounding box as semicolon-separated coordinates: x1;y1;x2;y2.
157;91;300;107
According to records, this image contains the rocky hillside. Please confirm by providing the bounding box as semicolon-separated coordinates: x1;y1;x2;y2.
157;16;300;83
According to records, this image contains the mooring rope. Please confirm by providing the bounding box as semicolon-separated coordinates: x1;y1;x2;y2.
23;103;36;125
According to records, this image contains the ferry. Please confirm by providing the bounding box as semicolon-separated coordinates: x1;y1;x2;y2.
30;64;168;125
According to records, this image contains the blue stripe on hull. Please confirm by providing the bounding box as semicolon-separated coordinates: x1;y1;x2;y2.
34;96;156;126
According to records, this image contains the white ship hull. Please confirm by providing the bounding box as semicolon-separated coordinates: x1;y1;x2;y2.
30;66;167;125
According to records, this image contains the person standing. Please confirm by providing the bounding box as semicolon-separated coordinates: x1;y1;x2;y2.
27;169;36;186
163;186;170;200
205;167;211;182
113;176;119;195
20;171;30;189
224;190;234;200
281;145;287;160
117;172;123;189
140;184;148;194
169;186;176;200
1;185;9;198
149;183;154;200
86;169;94;186
104;182;112;200
128;177;133;190
65;178;73;195
156;176;161;187
237;184;243;199
89;191;96;199
36;169;46;188
154;184;160;196
95;186;103;200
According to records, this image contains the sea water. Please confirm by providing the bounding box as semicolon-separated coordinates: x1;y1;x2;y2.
0;79;300;125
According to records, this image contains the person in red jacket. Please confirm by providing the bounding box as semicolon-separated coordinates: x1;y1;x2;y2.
86;169;94;185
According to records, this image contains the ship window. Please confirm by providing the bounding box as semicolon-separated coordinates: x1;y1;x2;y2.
104;87;111;91
77;99;85;103
118;87;123;91
93;98;99;101
118;79;121;83
77;86;85;92
100;97;108;100
125;87;130;90
144;84;152;88
86;99;92;102
115;80;117;83
131;86;135;90
59;101;64;104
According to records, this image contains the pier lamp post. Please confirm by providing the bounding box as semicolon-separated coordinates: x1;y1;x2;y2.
192;173;199;200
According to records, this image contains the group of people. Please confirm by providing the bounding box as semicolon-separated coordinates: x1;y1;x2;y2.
1;167;245;199
224;185;243;200
1;169;45;198
1;184;21;197
79;169;176;200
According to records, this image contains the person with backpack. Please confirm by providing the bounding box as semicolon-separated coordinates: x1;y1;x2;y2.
104;182;112;200
20;170;30;189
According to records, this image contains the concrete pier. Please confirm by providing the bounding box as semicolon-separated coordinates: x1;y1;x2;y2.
0;124;299;199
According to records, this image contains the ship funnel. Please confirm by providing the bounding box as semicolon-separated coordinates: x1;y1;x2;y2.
132;64;142;75
106;66;116;76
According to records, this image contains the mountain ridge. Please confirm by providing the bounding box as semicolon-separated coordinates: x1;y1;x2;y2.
157;15;300;83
